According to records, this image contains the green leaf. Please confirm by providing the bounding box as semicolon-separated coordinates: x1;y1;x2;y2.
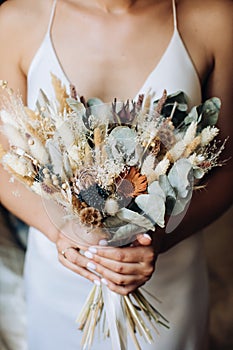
116;208;155;231
135;193;165;228
154;91;189;127
168;159;193;198
107;223;146;245
66;98;86;115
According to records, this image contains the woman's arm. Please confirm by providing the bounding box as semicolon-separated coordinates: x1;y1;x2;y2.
0;1;104;285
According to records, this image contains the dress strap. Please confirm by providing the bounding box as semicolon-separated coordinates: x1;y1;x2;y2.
47;0;57;36
172;0;177;29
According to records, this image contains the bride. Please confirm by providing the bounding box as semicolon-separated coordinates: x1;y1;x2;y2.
0;0;232;349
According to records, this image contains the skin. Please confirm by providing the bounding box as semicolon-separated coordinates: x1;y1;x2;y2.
0;0;232;295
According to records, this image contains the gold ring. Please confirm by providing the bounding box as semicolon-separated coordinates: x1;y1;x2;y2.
61;247;72;259
61;247;80;259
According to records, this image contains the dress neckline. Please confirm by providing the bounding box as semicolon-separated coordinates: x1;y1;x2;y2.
27;0;201;101
48;27;179;97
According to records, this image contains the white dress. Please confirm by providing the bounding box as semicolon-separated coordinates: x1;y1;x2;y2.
24;1;209;349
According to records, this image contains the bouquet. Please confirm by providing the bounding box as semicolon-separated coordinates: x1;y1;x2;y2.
0;76;226;350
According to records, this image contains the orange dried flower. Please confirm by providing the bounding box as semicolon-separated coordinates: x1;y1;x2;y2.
117;167;148;198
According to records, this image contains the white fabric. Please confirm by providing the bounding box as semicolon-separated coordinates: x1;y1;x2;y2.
25;0;208;349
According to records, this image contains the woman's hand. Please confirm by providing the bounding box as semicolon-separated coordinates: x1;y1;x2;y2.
83;233;158;295
55;218;110;286
56;233;103;286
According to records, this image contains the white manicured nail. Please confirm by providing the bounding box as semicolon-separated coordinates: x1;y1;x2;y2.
84;251;93;259
99;239;108;246
89;247;97;254
94;279;100;286
101;278;108;286
87;262;96;270
143;233;152;240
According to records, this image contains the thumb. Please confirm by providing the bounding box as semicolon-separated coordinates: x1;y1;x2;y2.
135;233;152;246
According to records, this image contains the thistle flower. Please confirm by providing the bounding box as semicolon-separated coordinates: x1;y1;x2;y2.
117;167;147;198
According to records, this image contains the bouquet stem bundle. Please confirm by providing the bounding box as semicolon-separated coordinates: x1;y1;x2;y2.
77;286;169;350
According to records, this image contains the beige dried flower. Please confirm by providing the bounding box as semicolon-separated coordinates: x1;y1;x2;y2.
104;198;119;216
51;73;69;113
94;127;104;147
77;167;98;189
200;126;219;146
183;135;201;157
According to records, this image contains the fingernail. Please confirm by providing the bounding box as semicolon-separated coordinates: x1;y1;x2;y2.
89;247;97;254
84;251;93;259
101;278;108;286
143;233;152;240
99;239;108;246
94;279;100;286
87;262;96;270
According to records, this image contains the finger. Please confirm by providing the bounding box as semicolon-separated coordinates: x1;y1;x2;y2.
57;242;101;285
135;233;152;246
87;245;155;263
60;255;101;285
84;253;154;286
85;250;142;275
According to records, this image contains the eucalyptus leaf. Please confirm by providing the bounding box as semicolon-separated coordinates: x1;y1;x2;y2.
108;223;146;246
87;97;103;106
148;180;166;200
185;97;221;132
116;208;155;231
104;215;126;228
184;106;198;125
46;139;64;177
154;91;189;127
197;97;221;130
135;194;165;228
66;98;86;116
168;159;193;198
107;126;137;160
193;168;205;179
158;175;176;200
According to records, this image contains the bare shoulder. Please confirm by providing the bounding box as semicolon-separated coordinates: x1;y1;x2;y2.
0;0;53;59
178;0;232;70
0;0;45;29
180;0;232;42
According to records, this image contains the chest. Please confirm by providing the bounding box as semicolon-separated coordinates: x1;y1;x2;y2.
25;2;207;104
